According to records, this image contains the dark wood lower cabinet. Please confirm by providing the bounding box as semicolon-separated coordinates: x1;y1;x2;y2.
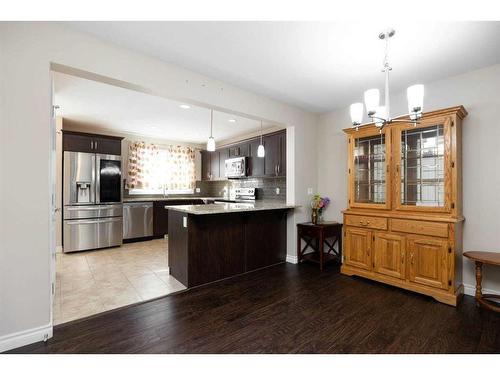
153;201;169;238
188;214;246;287
153;199;210;238
245;210;287;271
168;209;288;288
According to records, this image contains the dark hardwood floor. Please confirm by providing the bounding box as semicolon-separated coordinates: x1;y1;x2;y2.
7;263;500;354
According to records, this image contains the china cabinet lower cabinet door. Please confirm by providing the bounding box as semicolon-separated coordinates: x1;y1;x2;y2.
344;228;372;270
373;233;406;279
408;236;449;290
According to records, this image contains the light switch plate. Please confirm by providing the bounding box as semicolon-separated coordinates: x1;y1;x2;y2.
182;217;187;228
275;187;280;195
195;187;201;193
307;188;313;195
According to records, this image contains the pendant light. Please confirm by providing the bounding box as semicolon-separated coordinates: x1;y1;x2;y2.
207;109;216;152
257;120;265;158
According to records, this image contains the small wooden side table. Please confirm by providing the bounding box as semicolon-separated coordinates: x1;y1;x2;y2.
464;251;500;312
297;221;343;271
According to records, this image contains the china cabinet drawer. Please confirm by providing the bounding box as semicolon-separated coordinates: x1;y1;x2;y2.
344;215;387;230
390;218;448;238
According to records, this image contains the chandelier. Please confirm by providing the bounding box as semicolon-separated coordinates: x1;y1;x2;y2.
350;29;424;130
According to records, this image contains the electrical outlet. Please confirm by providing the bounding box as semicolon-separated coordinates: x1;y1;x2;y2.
275;187;280;195
195;187;201;193
307;188;314;195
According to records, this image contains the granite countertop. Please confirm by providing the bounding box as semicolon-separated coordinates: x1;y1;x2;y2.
123;196;219;203
165;201;297;215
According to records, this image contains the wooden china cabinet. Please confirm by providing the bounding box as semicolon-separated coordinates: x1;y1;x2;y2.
341;106;467;306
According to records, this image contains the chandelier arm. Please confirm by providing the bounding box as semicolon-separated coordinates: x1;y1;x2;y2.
389;119;419;124
369;115;388;123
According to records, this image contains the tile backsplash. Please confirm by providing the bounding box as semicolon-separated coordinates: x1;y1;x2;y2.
196;177;286;202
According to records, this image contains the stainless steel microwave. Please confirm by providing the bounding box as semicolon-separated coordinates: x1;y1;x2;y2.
225;157;247;178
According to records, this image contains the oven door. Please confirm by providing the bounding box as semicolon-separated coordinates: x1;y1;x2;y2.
96;154;122;204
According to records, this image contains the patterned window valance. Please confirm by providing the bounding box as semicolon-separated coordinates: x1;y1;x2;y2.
126;141;195;192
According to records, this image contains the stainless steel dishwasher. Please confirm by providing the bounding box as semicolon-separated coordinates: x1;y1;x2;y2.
123;202;153;240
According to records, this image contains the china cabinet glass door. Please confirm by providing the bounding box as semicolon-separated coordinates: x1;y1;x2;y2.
350;129;390;209
395;118;451;212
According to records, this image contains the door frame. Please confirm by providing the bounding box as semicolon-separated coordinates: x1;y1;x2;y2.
49;71;58;327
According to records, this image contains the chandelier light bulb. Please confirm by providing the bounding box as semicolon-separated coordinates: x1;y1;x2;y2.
407;84;424;120
350;102;364;126
364;89;380;116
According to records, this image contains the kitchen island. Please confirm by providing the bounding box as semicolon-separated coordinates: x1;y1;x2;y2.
166;202;295;288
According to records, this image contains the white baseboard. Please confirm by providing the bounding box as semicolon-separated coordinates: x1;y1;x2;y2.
286;255;298;264
463;283;500;297
0;323;52;353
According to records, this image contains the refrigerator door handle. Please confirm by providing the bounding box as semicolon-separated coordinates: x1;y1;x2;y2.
90;155;99;203
66;205;120;210
94;153;99;204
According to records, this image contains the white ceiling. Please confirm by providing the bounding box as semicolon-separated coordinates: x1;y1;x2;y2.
53;72;273;144
65;21;500;113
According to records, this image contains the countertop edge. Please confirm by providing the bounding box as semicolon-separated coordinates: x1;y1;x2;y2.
165;204;298;215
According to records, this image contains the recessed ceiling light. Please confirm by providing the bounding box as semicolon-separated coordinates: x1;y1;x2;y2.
179;104;191;109
228;118;237;123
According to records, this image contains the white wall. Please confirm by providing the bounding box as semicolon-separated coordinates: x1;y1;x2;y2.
317;63;500;295
0;22;318;351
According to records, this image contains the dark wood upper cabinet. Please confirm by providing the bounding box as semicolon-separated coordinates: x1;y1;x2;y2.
63;131;122;156
263;133;280;177
94;137;122;155
249;139;265;177
62;132;94;153
199;129;286;180
201;151;211;181
210;150;220;180
278;131;286;176
219;148;229;179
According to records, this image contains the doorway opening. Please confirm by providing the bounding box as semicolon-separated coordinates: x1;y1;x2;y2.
50;65;288;325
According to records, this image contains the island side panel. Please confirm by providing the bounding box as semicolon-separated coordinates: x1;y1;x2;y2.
168;209;189;287
187;213;246;287
245;210;287;272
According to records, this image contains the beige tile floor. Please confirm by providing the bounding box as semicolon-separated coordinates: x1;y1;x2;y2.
54;238;186;325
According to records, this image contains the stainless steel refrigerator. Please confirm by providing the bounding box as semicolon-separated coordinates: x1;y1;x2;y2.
63;151;123;252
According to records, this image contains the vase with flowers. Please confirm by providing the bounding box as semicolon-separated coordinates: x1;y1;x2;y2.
310;194;331;224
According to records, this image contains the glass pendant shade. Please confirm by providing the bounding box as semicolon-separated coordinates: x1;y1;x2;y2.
374;106;387;126
257;144;265;158
364;89;380;115
207;136;216;152
350;102;364;126
407;84;424;119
